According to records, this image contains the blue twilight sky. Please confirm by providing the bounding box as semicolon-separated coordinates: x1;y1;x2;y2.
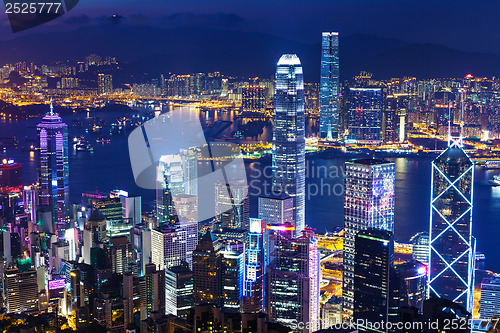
0;0;500;53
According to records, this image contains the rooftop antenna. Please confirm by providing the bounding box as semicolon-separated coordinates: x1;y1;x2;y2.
447;99;452;147
460;88;464;147
449;88;465;148
49;97;54;115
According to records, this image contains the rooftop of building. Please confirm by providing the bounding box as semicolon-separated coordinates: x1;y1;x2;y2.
482;276;500;285
277;54;301;66
258;192;292;200
347;158;393;166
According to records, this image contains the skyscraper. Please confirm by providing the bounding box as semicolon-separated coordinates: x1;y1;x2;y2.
257;193;293;227
353;229;398;327
410;232;430;266
347;88;382;143
479;277;500;320
151;223;197;270
272;54;305;234
193;231;222;306
242;85;267;114
221;247;245;313
267;229;320;332
37;101;69;239
343;158;395;318
428;144;475;311
165;263;193;319
395;259;427;312
243;218;265;313
319;32;340;140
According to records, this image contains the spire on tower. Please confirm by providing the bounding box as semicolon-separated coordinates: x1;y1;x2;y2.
49;97;54;115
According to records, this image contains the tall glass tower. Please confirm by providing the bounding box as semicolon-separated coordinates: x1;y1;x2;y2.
428;143;475;311
37;100;69;239
272;54;305;234
342;158;395;319
319;32;340;140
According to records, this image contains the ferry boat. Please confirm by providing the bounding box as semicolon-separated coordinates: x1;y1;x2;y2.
74;136;94;152
490;175;500;186
484;160;500;169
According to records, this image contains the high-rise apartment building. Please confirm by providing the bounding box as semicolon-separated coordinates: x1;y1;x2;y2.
243;218;265;313
348;88;382;143
272;54;306;234
242;85;267;114
98;73;113;95
165;263;193;319
257;193;293;226
151;223;197;271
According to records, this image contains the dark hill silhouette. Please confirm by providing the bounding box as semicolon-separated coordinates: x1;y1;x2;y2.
1;24;499;81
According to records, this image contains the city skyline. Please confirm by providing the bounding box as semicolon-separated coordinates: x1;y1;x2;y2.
0;16;500;332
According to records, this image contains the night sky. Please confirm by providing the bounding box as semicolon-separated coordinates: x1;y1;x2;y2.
1;0;500;53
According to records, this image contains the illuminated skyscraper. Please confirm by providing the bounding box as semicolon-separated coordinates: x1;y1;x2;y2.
156;149;198;225
243;218;265;313
221;247;245;313
257;193;293;226
343;158;395;318
267;229;320;332
242;85;267;114
37;101;69;239
272;54;305;234
348;88;382;143
193;231;222;306
428;144;475;311
319;32;340;140
411;231;430;266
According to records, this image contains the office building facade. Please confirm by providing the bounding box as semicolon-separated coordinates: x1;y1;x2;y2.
343;158;395;318
37;101;69;239
428;145;475;311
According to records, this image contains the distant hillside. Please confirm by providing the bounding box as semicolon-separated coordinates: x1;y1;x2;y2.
1;24;500;81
